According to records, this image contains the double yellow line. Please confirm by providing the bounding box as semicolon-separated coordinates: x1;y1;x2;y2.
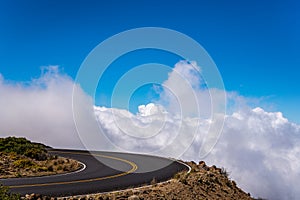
10;151;138;188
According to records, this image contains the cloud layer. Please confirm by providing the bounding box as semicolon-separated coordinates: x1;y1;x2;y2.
206;107;300;199
0;63;299;199
0;66;85;149
94;103;300;199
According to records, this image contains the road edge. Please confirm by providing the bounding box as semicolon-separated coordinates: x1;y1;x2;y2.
59;157;191;199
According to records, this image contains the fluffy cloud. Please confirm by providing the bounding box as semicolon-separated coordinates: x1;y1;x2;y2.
205;108;300;199
0;66;86;149
0;63;299;199
93;61;300;199
93;103;300;200
156;60;226;118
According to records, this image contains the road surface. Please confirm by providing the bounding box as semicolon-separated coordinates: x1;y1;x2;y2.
1;149;189;197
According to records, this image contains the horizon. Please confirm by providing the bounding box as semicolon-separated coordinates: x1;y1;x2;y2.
0;1;300;200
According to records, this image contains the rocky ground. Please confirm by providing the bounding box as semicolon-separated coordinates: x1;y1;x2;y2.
22;161;255;200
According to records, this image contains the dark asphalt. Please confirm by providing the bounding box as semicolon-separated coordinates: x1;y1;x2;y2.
0;149;189;197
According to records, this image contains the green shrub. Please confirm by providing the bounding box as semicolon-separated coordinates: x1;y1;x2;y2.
37;166;48;172
0;184;20;200
13;159;34;168
0;137;47;160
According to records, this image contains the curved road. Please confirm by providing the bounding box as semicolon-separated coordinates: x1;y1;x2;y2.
1;149;189;197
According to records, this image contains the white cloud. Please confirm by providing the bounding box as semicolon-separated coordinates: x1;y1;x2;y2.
93;102;300;200
93;61;300;199
93;103;300;200
0;66;86;149
0;62;299;199
204;107;300;199
157;60;225;118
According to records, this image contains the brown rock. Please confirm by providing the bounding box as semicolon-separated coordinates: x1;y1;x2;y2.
128;195;140;200
199;161;206;167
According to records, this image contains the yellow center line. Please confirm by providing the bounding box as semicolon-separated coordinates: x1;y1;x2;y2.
10;150;138;188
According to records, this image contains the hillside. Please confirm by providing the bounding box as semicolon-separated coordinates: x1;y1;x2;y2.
38;161;255;200
0;137;255;199
0;137;81;178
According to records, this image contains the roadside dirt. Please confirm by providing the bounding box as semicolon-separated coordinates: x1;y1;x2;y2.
0;152;82;179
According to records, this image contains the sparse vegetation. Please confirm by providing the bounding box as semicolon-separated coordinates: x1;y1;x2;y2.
13;158;34;168
0;137;47;161
150;178;157;186
0;136;81;179
0;184;20;200
220;167;230;178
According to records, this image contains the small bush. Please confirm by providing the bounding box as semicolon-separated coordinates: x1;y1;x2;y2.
63;165;69;171
58;159;65;165
220;167;230;178
37;166;48;172
0;184;20;200
47;165;53;172
150;178;157;185
13;158;34;168
174;173;180;179
16;173;22;178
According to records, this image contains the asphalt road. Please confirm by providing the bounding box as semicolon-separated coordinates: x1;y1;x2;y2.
1;149;190;197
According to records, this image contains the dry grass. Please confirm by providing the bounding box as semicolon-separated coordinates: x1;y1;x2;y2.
0;152;82;178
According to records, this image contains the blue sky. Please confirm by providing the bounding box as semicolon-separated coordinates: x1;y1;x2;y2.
0;0;299;123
